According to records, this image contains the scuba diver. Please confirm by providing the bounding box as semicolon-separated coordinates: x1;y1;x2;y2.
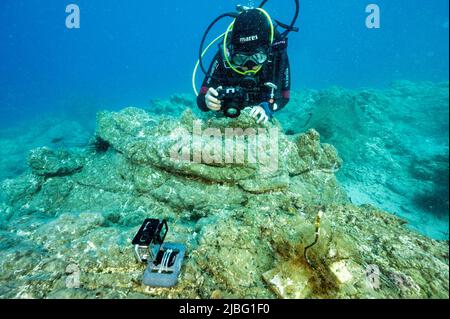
193;1;299;124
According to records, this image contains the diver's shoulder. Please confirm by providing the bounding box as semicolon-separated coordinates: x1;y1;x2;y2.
272;31;288;51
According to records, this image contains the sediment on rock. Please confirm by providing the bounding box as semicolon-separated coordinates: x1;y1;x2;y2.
0;105;447;299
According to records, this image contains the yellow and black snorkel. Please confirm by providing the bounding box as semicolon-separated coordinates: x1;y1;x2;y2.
193;0;300;96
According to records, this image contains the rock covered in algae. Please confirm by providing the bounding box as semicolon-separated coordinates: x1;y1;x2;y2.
278;81;449;239
0;118;90;182
28;147;84;177
0;104;448;299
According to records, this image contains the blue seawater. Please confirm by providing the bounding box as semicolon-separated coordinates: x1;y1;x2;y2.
1;0;448;127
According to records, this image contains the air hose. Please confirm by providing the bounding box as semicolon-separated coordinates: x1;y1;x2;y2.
192;33;226;96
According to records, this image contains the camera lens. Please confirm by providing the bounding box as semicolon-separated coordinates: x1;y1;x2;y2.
224;107;240;118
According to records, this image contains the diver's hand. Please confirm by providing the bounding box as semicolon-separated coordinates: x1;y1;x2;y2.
250;105;269;124
205;87;222;111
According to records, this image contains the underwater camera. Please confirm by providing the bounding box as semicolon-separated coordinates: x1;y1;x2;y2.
217;86;247;118
217;77;262;118
132;219;186;288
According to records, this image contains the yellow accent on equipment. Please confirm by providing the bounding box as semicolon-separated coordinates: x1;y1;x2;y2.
192;8;276;95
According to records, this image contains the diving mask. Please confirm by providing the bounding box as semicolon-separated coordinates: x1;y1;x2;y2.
231;50;268;67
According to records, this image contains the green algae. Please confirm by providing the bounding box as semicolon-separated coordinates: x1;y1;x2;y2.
0;97;448;299
278;81;449;239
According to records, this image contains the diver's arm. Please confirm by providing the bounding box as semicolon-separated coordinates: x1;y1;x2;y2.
251;50;291;121
197;52;225;112
197;87;212;112
274;50;291;111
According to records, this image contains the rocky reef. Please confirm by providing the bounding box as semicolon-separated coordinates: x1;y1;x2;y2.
0;118;90;182
278;81;449;239
0;105;448;299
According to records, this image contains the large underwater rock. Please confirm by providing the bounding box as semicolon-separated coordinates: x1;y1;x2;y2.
0;118;90;182
28;147;84;177
0;104;448;299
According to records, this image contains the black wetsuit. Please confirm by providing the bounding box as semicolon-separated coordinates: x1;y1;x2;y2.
197;32;291;115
